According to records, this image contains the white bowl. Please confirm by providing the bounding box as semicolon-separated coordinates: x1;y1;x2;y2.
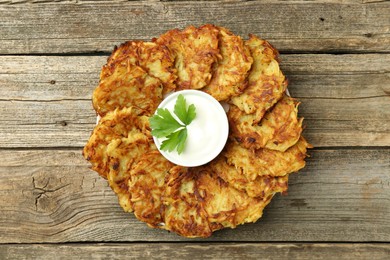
152;90;229;167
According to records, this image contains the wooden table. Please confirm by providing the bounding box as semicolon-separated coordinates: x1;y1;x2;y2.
1;1;389;259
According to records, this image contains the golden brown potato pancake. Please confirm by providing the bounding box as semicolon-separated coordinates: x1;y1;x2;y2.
104;41;177;94
129;151;174;227
162;166;214;238
93;63;163;117
231;35;287;121
106;133;155;212
196;168;274;230
203;27;253;101
156;24;220;90
229;95;303;151
224;137;311;181
83;107;155;212
160;165;277;237
209;156;289;198
83;107;151;178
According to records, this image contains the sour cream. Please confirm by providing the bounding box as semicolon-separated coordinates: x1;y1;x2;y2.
153;90;229;167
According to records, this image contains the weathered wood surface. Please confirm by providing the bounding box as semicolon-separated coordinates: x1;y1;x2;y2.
0;148;388;243
1;243;389;260
0;0;389;257
0;1;389;54
0;54;389;148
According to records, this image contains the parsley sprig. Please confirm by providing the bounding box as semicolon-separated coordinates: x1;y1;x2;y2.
149;94;196;154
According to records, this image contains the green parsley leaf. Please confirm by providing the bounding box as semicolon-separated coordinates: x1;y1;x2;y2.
149;108;184;138
186;104;196;125
149;94;196;154
160;128;187;154
174;94;197;125
176;128;188;154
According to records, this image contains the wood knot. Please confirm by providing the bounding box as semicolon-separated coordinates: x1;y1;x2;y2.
59;121;67;127
290;199;308;208
49;80;56;84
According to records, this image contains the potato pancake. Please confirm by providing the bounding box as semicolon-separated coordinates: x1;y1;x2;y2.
231;35;287;122
224;137;311;181
129;151;174;227
229;95;303;151
203;27;253;101
83;107;155;212
93;63;163;117
104;41;177;94
106;133;155;212
156;24;220;90
83;107;151;178
209;156;289;198
161;165;276;237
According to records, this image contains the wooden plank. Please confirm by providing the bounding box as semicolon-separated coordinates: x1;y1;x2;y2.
0;148;388;243
1;243;389;260
0;54;389;148
0;1;389;54
2;54;389;101
0;55;103;101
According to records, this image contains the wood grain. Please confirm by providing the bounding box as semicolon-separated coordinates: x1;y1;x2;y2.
0;54;389;148
0;1;389;54
0;148;388;243
1;243;389;260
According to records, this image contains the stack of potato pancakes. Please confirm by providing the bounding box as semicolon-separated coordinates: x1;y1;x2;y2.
83;25;312;238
